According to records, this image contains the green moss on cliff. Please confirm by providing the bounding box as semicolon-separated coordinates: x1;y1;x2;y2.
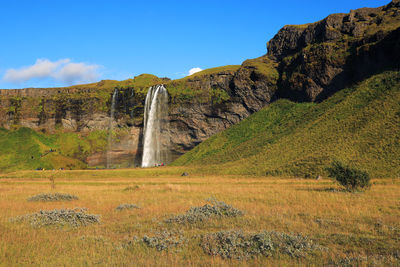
364;7;400;36
209;88;230;105
165;65;240;105
241;56;279;83
7;97;23;125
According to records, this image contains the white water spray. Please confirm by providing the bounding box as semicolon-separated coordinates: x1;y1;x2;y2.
141;85;169;167
107;88;118;169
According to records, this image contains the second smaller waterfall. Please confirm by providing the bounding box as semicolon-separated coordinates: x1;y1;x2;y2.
106;88;118;169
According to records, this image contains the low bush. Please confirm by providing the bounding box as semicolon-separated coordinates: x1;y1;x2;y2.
165;198;243;224
142;230;186;251
27;193;79;202
200;230;319;260
326;161;371;191
11;208;100;228
115;204;140;211
123;185;140;191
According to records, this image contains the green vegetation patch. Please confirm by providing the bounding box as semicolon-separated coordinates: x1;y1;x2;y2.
55;130;108;162
0;127;107;172
326;161;371;191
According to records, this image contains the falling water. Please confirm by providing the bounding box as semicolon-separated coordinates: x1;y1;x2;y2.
107;88;118;169
141;85;169;167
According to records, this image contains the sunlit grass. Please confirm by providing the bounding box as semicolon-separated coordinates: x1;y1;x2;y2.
0;168;399;266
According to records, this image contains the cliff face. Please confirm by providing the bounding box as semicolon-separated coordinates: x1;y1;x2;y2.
168;68;251;154
0;0;399;169
0;89;106;132
268;0;400;101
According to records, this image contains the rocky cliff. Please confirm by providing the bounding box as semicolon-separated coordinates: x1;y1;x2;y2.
0;0;399;169
268;0;400;101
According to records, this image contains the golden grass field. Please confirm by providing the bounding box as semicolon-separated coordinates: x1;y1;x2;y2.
0;167;399;266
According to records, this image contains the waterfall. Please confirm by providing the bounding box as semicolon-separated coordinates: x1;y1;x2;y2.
141;84;169;168
107;88;118;169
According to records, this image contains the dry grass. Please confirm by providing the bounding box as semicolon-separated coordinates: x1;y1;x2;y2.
0;169;399;266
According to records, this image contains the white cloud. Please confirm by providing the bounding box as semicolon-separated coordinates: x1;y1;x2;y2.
3;58;101;85
55;62;99;84
188;67;202;76
3;59;69;83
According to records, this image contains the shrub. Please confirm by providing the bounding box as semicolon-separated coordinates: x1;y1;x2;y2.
200;230;273;259
11;208;100;228
123;185;140;191
27;193;79;202
142;230;186;251
326;161;371;191
165;198;243;224
115;203;140;211
200;230;319;260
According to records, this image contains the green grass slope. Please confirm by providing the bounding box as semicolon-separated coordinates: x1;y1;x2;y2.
173;71;400;178
0;128;98;172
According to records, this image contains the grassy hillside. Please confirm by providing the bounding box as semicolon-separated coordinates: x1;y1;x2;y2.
0;128;109;172
173;71;400;178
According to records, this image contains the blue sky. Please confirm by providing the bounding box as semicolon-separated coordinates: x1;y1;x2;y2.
0;0;387;89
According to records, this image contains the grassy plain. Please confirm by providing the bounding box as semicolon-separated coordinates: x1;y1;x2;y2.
0;168;399;266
